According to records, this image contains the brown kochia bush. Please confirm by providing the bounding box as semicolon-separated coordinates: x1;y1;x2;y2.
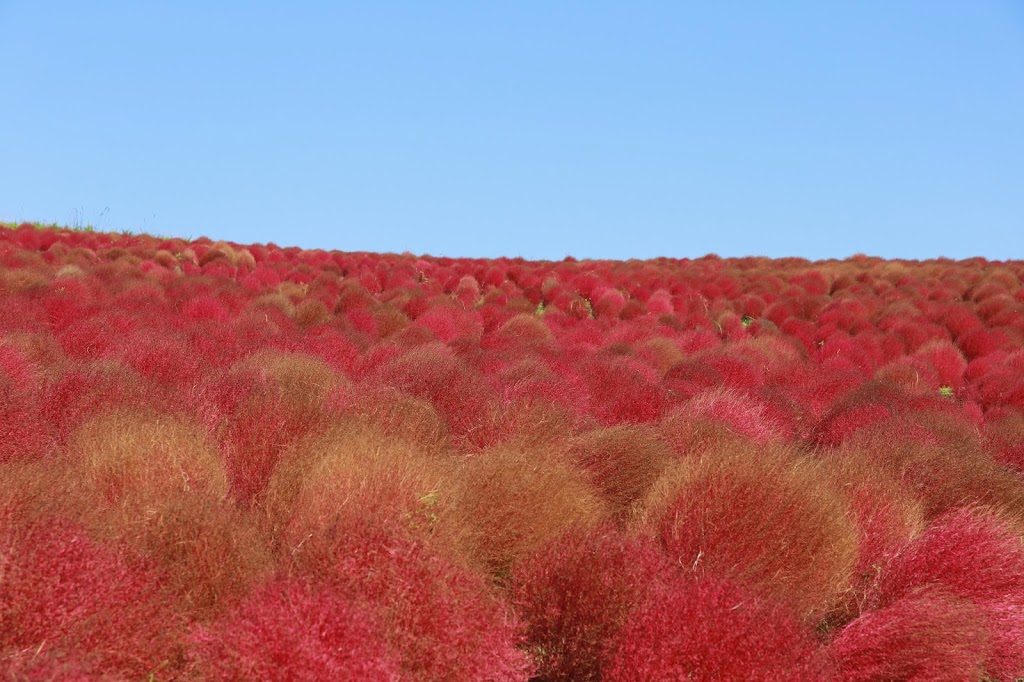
566;425;674;519
841;411;1024;524
487;313;557;355
820;450;926;619
633;443;859;621
220;350;346;501
59;410;271;617
344;383;450;456
445;447;610;580
263;422;460;568
476;396;581;452
66;409;228;499
226;349;345;421
252;423;538;680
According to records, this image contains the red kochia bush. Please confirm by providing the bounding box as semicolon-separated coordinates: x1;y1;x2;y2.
0;518;182;678
604;577;831;681
580;354;668;425
810;380;910;446
914;339;968;389
114;330;202;392
593;288;627;319
414;304;484;343
959;327;1015;360
986;412;1024;473
511;527;669;681
0;345;50;463
312;521;533;681
374;342;492;447
189;579;401;681
183;293;231;322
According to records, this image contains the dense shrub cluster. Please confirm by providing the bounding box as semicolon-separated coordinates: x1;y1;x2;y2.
3;222;1024;678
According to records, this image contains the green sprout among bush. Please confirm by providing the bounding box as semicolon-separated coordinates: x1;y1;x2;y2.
939;386;954;398
416;490;441;526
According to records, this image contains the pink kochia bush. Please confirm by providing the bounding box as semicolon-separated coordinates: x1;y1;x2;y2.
4;223;1024;678
829;587;990;681
869;507;1024;679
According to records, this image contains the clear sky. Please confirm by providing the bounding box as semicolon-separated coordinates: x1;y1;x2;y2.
2;2;1023;260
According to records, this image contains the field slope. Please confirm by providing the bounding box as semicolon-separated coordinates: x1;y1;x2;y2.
3;223;1024;680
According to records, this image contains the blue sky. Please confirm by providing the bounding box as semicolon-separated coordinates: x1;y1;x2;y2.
2;2;1022;260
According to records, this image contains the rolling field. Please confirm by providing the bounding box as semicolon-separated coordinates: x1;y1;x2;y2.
4;222;1024;680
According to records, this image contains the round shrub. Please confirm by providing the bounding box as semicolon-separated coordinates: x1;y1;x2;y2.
189;579;400;680
604;577;831;681
635;444;858;621
447;447;609;579
829;588;989;682
511;526;669;681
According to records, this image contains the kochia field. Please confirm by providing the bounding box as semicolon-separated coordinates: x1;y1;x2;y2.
3;222;1024;680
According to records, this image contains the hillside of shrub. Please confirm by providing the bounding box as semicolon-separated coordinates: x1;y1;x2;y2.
3;222;1024;679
